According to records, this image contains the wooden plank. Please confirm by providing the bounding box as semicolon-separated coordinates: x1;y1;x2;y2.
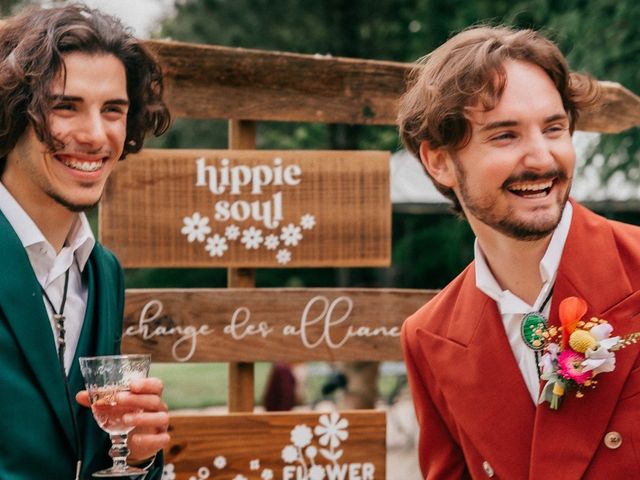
121;288;435;362
100;149;391;268
577;80;640;133
228;119;257;149
226;119;257;413
147;39;640;133
165;411;386;480
147;39;406;125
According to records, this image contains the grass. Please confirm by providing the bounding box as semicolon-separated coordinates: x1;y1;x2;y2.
150;362;404;410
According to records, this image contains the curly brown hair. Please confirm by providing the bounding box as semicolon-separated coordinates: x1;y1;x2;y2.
397;25;599;214
0;4;170;170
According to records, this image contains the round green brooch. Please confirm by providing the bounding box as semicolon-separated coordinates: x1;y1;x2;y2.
521;312;547;351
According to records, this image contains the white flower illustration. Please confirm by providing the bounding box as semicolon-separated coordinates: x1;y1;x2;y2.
181;212;212;243
197;466;210;479
315;412;349;448
276;248;292;265
282;445;298;463
205;234;228;257
250;459;260;470
213;456;227;469
300;213;316;230
280;223;303;246
225;224;240;240
309;465;326;480
162;463;176;480
261;469;274;480
291;424;313;448
241;226;264;249
306;445;318;459
232;475;247;480
264;234;280;250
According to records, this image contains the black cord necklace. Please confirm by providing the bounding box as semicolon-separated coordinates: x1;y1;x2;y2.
520;287;554;378
41;269;83;480
41;270;70;367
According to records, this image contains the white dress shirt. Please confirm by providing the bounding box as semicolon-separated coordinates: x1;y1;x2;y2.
474;202;573;402
0;181;95;374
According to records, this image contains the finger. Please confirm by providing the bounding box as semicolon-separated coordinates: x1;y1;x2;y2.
128;432;171;461
117;392;168;412
123;411;170;431
129;377;164;395
75;390;90;407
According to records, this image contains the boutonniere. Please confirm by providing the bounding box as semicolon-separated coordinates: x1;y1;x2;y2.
538;297;640;410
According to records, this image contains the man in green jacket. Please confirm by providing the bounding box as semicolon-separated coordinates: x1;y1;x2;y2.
0;5;171;479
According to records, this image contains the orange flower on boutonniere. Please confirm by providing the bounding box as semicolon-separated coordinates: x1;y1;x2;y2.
538;297;640;410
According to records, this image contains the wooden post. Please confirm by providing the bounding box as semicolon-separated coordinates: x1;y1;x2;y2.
227;119;257;412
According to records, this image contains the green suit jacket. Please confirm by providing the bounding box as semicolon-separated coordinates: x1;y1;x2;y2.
0;211;163;479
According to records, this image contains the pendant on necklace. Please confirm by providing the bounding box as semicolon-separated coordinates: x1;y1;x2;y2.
521;312;547;351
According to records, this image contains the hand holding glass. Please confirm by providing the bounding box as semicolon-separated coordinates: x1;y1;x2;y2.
79;354;151;477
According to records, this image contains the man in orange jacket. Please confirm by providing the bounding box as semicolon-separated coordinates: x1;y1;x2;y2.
398;26;640;479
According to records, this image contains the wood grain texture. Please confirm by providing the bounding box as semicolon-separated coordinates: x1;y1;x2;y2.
165;411;386;480
226;120;257;413
146;39;640;133
121;288;435;362
99;149;391;268
578;80;640;133
147;39;406;125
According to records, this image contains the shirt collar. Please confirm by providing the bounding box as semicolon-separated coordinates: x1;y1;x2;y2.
0;180;95;272
474;201;573;314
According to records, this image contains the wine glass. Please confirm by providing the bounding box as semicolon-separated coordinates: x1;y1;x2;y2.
79;354;151;478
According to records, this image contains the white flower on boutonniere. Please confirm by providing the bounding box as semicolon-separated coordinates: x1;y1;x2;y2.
538;297;640;410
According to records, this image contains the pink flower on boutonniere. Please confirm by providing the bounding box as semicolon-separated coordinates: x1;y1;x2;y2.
538;296;640;410
557;350;591;384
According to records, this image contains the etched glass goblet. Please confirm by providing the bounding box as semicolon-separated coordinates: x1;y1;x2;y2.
79;354;151;477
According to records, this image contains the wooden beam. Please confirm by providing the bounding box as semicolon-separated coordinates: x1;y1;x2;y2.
100;149;391;268
577;80;640;133
147;39;640;133
121;288;434;362
166;411;386;479
227;119;257;413
147;39;407;125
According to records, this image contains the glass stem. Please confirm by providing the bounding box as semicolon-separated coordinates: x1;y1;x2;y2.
109;433;130;471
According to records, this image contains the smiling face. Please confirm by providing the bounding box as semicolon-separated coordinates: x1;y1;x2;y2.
434;60;576;241
2;52;128;216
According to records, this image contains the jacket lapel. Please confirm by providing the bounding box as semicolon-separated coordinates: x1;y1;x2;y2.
529;202;640;479
0;212;77;452
67;246;121;408
416;265;535;477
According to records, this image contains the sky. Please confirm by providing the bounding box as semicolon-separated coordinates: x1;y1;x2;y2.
73;0;174;38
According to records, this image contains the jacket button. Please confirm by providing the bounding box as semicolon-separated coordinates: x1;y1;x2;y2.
482;460;495;477
604;431;622;449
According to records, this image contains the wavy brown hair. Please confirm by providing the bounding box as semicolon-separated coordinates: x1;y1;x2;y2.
0;4;170;170
398;25;600;214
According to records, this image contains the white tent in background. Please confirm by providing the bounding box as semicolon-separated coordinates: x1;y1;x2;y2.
391;132;640;211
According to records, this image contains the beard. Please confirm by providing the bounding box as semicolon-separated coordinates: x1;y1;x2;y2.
456;167;571;241
47;188;101;213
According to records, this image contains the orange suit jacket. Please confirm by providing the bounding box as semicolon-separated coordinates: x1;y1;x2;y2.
402;201;640;479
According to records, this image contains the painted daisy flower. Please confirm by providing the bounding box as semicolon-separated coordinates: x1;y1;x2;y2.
280;223;303;246
291;424;313;448
315;412;349;448
181;212;211;243
282;445;298;463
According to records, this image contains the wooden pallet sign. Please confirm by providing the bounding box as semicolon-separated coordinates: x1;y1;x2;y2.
121;288;435;362
100;149;390;268
146;39;640;133
165;411;386;480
